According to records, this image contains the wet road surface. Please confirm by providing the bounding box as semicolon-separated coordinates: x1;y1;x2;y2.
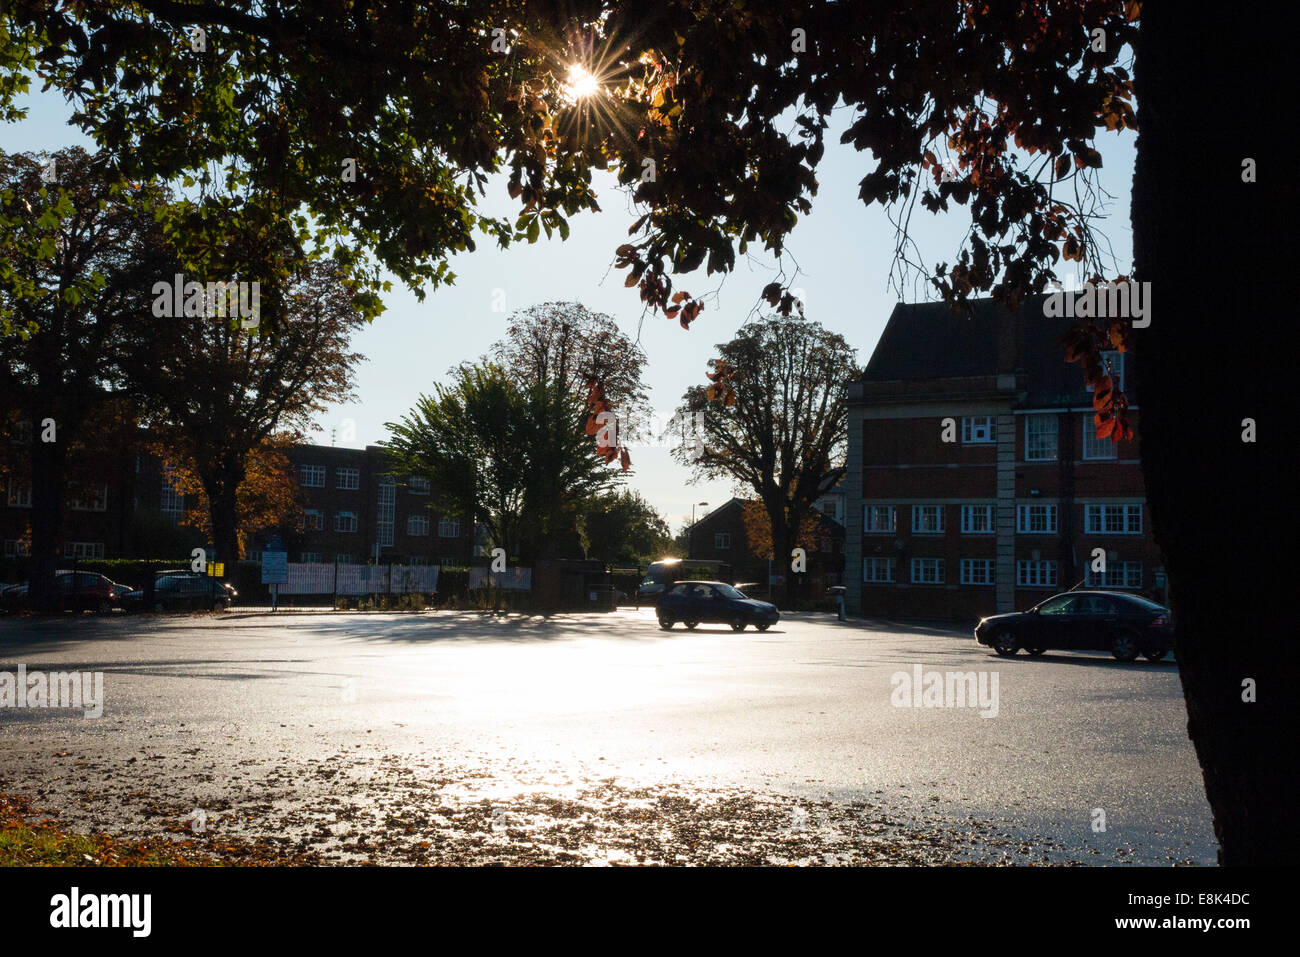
0;609;1216;865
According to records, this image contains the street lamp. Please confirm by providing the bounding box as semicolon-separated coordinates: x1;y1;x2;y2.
689;501;709;557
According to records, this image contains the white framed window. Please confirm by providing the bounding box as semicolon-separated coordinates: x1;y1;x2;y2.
377;479;395;547
714;532;731;549
960;558;995;585
960;504;995;534
335;511;358;533
438;517;460;538
911;505;944;534
1082;414;1119;460
409;476;430;494
299;464;325;488
6;480;32;508
69;483;108;511
336;467;360;490
1017;560;1058;587
1084;504;1142;535
335;553;354;564
1087;561;1143;589
962;416;997;444
864;505;896;533
863;557;896;583
407;514;430;536
299;551;323;563
910;558;944;584
304;509;324;531
67;541;105;559
4;539;31;557
1025;414;1058;461
1017;503;1057;534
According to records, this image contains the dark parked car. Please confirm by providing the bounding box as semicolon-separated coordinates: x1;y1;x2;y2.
656;580;780;632
974;590;1174;662
122;572;236;612
0;570;119;613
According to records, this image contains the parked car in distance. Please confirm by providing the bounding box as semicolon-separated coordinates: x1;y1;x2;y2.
0;570;118;613
974;590;1174;662
656;580;780;632
637;558;734;605
122;572;236;612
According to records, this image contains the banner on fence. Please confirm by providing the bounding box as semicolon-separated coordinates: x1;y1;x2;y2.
468;566;532;590
280;563;440;596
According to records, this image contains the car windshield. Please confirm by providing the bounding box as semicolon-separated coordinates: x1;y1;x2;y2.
713;584;745;599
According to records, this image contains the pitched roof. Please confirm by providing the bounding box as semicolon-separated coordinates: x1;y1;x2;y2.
861;294;1137;406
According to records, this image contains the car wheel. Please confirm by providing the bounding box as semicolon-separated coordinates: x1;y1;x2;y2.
95;600;112;614
993;631;1019;657
1110;629;1140;662
1143;647;1169;662
684;620;699;630
730;616;747;632
756;623;771;632
658;617;674;630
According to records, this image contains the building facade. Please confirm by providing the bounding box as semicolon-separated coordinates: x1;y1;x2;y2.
1;436;481;570
687;496;845;598
275;444;478;566
844;295;1165;621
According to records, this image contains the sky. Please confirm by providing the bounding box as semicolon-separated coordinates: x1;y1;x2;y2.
2;82;1136;534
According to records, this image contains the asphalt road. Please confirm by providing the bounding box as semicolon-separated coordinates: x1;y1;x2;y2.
0;609;1216;865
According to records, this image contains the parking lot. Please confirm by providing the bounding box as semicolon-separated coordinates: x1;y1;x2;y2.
0;608;1216;864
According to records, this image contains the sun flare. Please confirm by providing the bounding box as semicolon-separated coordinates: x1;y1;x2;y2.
563;63;601;102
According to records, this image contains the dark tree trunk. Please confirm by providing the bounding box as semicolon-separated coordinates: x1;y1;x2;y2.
1133;8;1297;865
27;433;67;612
202;460;243;567
767;500;796;610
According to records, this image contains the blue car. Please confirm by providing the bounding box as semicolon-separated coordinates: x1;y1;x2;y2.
656;580;780;632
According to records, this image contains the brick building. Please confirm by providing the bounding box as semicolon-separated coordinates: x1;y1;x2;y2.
844;295;1165;621
274;443;479;566
687;496;845;598
2;438;205;565
1;435;481;569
